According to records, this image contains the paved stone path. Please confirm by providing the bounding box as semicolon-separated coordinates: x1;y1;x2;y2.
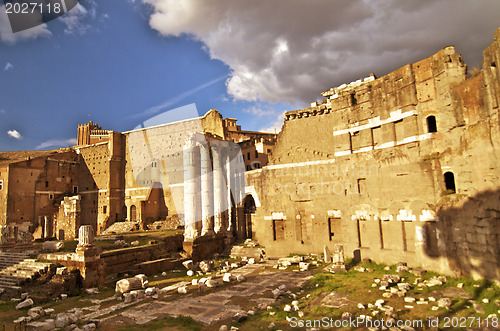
98;261;312;326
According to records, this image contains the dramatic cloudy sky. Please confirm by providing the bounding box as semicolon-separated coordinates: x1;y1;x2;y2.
0;0;499;151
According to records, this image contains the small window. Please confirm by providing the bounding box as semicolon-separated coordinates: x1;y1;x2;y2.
444;172;456;193
103;206;107;214
49;194;54;200
350;93;357;106
247;152;251;160
73;186;78;194
357;178;366;194
255;150;258;158
0;180;3;191
427;116;437;133
267;149;271;153
45;181;49;188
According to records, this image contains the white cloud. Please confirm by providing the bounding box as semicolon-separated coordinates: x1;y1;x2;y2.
258;112;285;134
0;5;51;44
3;62;13;71
243;104;277;117
7;130;22;139
59;1;98;35
142;0;500;104
35;138;77;150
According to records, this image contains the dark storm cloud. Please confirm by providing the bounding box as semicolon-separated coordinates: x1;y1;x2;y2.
143;0;500;105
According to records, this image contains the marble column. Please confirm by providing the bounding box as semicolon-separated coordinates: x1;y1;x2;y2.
226;153;233;233
183;138;198;240
212;145;227;233
200;143;214;236
44;216;51;238
78;225;95;246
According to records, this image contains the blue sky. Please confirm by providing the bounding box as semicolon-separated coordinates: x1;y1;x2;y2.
1;0;500;151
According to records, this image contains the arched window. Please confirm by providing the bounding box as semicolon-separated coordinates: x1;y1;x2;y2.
427;116;437;133
444;172;456;193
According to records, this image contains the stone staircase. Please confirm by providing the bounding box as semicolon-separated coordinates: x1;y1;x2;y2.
0;252;53;289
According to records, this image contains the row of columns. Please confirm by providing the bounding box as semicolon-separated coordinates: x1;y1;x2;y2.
183;137;246;241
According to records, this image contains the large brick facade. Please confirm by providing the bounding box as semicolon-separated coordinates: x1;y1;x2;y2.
245;28;500;280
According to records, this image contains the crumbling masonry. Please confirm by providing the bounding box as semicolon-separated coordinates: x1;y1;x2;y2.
246;27;500;280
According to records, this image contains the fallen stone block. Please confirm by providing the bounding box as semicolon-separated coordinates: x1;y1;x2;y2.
199;261;213;273
145;287;157;296
123;293;134;304
182;260;194;269
25;321;54;331
178;286;189;294
42;241;64;252
16;298;34;310
205;279;220;288
85;288;99;295
28;306;45;318
232;312;247;323
438;298;452;308
223;273;232;282
55;313;70;328
236;275;245;282
115;277;144;294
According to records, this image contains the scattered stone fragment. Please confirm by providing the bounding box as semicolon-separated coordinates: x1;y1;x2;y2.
182;260;194;269
284;304;292;312
268;322;276;329
161;272;167;276
232;312;247;323
145;287;157;296
123;293;134;304
457;283;464;288
474;303;486;314
404;297;415;303
85;288;99;295
187;270;194;276
438;298;452;308
322;245;332;263
357;303;365;309
199;261;213;273
223;273;232;282
236;275;245;282
16;298;34;310
205;279;220;288
178;286;189;294
83;323;97;331
299;262;310;271
342;312;352;320
56;267;68;275
396;262;409;273
483;298;490;303
219;325;228;331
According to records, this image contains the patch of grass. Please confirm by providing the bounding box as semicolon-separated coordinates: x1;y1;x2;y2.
116;314;202;331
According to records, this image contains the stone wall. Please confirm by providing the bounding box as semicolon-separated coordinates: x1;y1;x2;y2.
248;28;500;280
100;234;183;275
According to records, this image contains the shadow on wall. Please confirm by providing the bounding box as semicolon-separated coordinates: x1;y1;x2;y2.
141;181;169;228
423;189;500;280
